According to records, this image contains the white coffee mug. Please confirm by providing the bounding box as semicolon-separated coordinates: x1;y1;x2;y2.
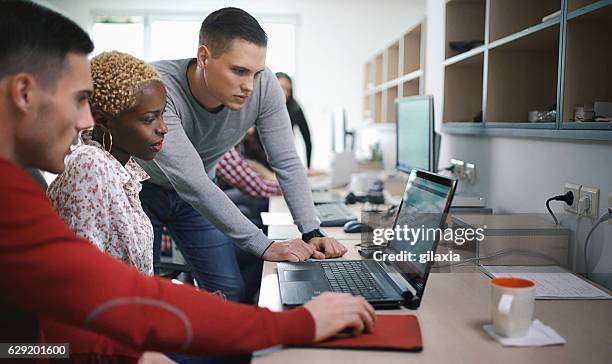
490;277;535;337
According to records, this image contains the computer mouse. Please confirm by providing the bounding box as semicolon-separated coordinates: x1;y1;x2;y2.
343;220;374;233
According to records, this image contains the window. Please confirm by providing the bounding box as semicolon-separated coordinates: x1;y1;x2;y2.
90;14;296;77
91;16;144;59
150;20;201;61
261;22;296;76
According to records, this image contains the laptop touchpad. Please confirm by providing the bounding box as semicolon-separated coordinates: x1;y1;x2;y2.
284;270;318;281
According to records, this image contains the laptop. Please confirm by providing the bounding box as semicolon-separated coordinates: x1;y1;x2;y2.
278;169;457;309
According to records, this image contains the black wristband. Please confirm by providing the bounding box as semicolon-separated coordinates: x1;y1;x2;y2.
302;228;327;243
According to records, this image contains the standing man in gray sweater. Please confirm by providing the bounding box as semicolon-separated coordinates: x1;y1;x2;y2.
138;7;347;302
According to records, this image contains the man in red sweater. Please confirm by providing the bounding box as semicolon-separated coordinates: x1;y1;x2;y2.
0;0;375;360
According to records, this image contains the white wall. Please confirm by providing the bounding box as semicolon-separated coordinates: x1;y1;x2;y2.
425;0;612;289
46;0;426;169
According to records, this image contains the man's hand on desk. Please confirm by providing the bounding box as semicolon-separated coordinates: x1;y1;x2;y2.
262;237;348;261
304;292;376;341
308;237;347;258
262;239;326;261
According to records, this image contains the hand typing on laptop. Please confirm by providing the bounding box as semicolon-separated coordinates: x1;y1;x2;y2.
262;238;347;261
308;237;348;258
303;292;376;340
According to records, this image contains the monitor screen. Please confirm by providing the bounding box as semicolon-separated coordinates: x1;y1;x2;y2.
396;95;434;172
387;169;456;298
331;107;346;153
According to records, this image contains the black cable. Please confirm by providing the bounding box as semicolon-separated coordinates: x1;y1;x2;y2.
583;211;612;279
546;191;574;225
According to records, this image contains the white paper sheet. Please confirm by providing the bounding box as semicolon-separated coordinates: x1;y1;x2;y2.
481;265;612;299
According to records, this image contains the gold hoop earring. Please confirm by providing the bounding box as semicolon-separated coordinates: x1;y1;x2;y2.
103;129;113;152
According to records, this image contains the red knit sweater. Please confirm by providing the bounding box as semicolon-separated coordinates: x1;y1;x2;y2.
0;158;314;359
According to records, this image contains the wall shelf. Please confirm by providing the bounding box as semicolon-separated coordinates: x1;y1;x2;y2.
489;0;561;42
486;25;559;123
402;78;420;98
562;1;612;127
363;20;425;122
487;17;561;50
442;0;612;140
445;0;486;59
444;53;484;123
443;124;612;141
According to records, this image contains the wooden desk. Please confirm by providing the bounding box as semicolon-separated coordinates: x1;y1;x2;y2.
254;198;612;364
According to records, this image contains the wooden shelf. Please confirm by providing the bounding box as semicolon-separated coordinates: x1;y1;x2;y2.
363;20;424;121
387;41;400;82
374;91;383;123
563;3;612;123
441;0;612;137
403;25;421;75
443;54;484;123
385;87;399;123
374;54;383;86
486;25;559;122
489;0;561;42
445;0;486;59
402;79;420;98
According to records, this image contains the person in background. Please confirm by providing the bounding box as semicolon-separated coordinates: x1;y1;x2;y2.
216;145;281;230
275;72;313;169
43;51;170;362
216;146;281;200
0;0;375;360
242;73;322;176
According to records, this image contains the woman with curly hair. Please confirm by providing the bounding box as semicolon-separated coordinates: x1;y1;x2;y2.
43;51;170;362
48;51;167;275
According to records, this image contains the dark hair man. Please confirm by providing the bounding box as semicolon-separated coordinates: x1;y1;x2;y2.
138;7;347;302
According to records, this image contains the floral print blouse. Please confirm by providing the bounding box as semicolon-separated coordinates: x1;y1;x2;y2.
47;134;154;275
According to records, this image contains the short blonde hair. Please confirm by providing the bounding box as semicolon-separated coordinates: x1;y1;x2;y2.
89;51;161;116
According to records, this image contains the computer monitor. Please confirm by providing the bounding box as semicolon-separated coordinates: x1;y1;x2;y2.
331;107;346;153
396;95;438;173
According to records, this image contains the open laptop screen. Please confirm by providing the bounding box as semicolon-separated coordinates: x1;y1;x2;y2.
386;169;456;297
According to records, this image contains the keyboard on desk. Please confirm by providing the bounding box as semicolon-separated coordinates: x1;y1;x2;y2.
314;203;357;227
320;261;388;300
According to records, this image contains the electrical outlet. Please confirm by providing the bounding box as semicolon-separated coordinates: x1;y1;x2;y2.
579;186;600;219
465;162;476;184
450;159;464;175
564;183;581;214
450;159;476;185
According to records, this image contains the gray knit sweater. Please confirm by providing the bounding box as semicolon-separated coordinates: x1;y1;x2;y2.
137;59;318;256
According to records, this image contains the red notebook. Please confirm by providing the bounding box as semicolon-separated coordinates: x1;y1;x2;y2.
301;315;422;352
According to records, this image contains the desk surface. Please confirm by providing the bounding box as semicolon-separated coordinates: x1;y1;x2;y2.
267;195;373;241
254;196;612;364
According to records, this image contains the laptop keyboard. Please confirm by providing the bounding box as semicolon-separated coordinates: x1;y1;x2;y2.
320;261;388;300
314;203;357;227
